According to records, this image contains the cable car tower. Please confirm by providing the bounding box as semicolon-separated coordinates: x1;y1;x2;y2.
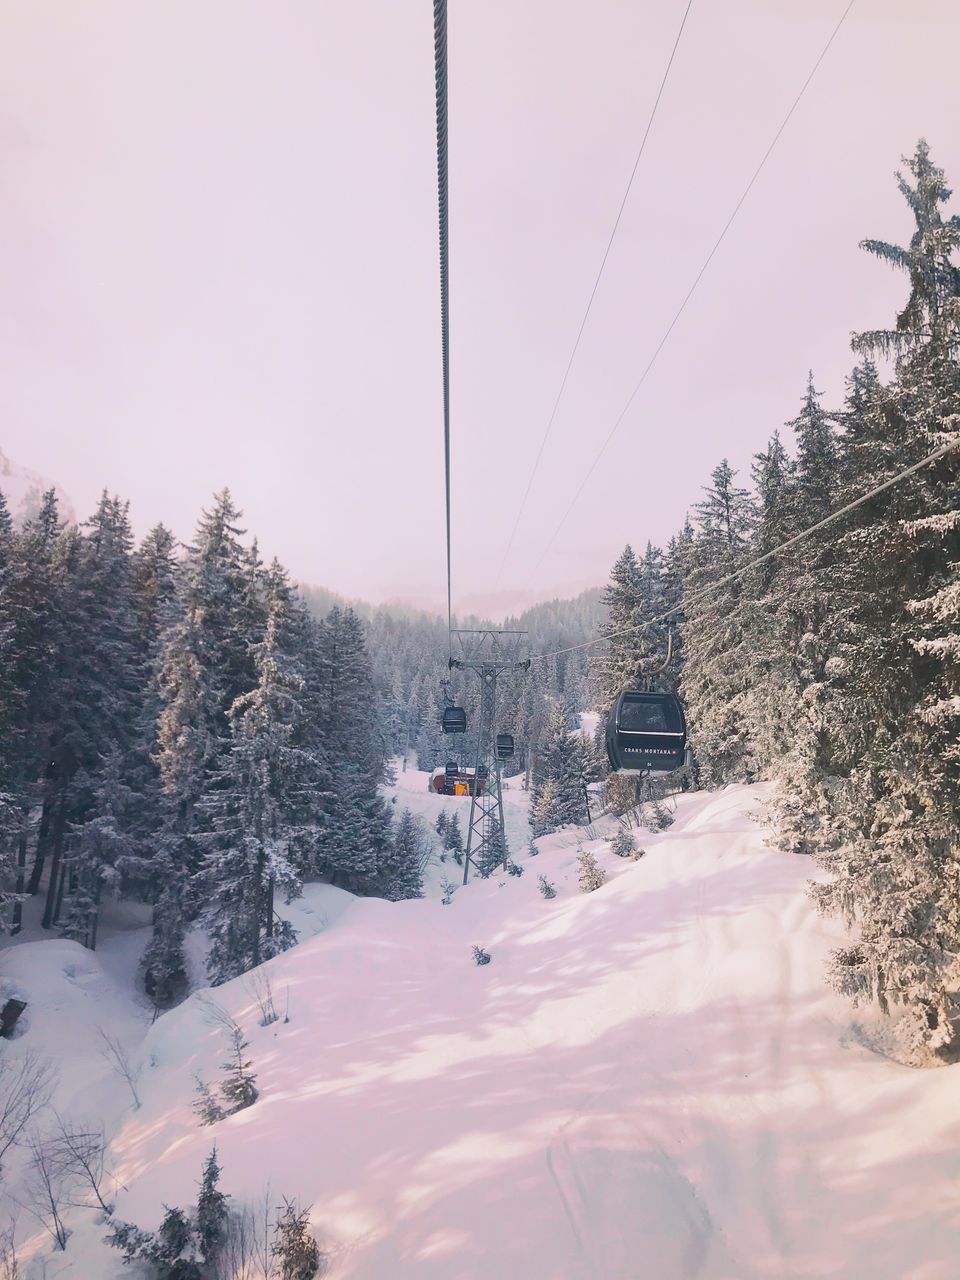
449;629;529;883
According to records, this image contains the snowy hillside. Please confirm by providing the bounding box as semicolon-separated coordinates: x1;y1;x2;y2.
2;779;956;1279
0;447;76;527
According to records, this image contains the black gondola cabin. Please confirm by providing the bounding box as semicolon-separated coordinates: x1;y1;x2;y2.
495;733;514;760
442;706;467;734
606;691;687;775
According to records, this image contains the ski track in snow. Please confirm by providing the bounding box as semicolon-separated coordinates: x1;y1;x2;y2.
2;774;959;1279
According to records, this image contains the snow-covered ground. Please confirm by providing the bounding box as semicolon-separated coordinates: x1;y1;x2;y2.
2;780;958;1278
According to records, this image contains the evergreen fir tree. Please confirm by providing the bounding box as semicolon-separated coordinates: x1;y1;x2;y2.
530;700;588;835
201;572;322;984
196;1147;228;1266
220;1024;258;1113
192;1076;225;1127
59;750;139;949
680;460;756;785
374;808;425;901
792;141;960;1053
272;1199;322;1280
443;811;464;863
611;826;637;858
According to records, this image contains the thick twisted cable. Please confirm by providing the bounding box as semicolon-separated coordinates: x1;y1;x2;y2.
433;0;453;653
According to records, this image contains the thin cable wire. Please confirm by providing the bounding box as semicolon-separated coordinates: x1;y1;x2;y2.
495;0;696;584
530;435;959;663
526;0;856;587
433;0;453;654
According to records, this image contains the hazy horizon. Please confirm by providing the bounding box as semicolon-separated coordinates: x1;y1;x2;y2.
2;1;958;618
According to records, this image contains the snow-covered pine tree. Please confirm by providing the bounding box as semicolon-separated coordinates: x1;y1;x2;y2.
611;826;637;858
195;1147;228;1266
219;1024;258;1112
443;810;464;863
529;700;588;836
40;493;142;932
680;460;756;786
59;750;139;949
317;771;393;891
765;378;845;844
592;545;643;711
317;606;384;782
272;1199;322;1280
151;493;254;989
800;141;960;1055
201;567;321;983
4;491;67;931
374;808;426;901
740;431;796;774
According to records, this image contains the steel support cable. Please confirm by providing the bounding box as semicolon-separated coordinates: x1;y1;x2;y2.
433;0;453;655
526;0;856;588
495;0;696;584
529;435;960;663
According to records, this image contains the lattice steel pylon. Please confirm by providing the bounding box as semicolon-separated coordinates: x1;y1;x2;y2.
450;630;529;884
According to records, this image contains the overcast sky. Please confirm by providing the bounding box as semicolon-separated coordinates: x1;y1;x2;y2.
2;1;958;618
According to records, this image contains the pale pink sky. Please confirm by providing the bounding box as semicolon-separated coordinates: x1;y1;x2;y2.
1;1;958;617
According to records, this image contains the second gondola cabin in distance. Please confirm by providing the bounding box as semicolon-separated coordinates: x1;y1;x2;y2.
605;690;688;775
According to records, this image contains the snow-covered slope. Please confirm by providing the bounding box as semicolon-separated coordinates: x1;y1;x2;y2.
0;446;76;526
3;783;958;1278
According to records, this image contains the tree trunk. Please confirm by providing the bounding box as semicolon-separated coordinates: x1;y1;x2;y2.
26;795;53;895
41;788;68;930
11;823;27;934
52;859;68;926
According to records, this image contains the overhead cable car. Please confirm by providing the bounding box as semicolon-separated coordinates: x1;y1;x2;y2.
495;733;514;760
605;690;687;775
605;630;689;776
442;705;467;734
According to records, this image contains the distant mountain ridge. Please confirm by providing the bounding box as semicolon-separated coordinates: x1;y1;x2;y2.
297;580;605;641
0;446;76;527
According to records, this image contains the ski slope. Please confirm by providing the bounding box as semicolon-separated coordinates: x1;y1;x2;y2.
2;781;958;1278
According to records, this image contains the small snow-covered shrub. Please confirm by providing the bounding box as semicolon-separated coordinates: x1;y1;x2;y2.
506;862;523;877
611;826;637;858
527;841;539;858
272;1198;324;1279
472;946;491;966
202;1003;259;1116
220;1026;258;1113
193;1075;225;1126
538;875;557;900
577;847;605;893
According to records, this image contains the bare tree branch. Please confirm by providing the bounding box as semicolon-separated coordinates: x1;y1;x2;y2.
95;1028;141;1111
0;1053;57;1169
